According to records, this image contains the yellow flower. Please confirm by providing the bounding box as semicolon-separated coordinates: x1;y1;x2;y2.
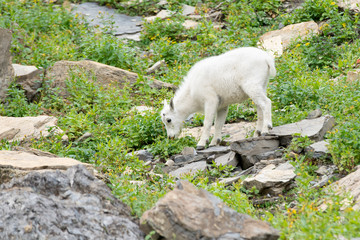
305;42;310;46
331;2;336;5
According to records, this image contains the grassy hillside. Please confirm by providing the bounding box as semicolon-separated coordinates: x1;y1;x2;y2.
1;0;360;239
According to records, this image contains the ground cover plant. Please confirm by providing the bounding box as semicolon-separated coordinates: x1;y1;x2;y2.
1;0;360;239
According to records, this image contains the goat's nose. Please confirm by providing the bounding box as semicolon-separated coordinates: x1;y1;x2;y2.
169;136;175;140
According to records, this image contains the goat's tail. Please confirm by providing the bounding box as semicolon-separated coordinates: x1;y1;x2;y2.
266;55;276;79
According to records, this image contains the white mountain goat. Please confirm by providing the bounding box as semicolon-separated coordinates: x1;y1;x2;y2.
161;47;276;150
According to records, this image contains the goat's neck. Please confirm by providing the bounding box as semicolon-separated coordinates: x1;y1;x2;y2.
173;84;196;121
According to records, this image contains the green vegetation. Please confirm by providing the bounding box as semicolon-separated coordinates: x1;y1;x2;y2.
1;0;360;239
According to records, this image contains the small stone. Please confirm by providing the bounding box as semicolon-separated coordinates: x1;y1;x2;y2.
181;147;196;156
165;159;175;167
214;151;239;167
169;161;207;178
307;109;322;119
129;150;153;162
182;4;196;16
305;140;330;159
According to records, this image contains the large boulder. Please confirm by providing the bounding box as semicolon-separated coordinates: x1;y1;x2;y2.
0;28;14;101
258;21;319;56
0;115;67;142
0;149;92;183
13;63;44;101
140;180;280;240
269;115;335;146
0;165;144;239
45;60;175;97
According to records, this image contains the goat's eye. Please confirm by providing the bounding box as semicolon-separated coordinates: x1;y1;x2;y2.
167;118;172;123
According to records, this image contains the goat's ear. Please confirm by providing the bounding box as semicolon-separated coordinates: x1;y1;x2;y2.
170;98;174;110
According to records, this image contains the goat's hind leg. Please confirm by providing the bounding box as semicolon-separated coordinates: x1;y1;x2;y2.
209;107;228;147
244;87;272;136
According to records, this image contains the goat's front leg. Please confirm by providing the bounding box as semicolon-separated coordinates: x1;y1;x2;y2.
197;100;218;150
209;107;228;147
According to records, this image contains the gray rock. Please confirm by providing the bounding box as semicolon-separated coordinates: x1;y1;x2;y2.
140;180;279;240
315;165;337;176
131;149;154;162
0;149;93;184
0;165;144;239
214;151;239;168
270;115;335;146
72;2;142;39
182;4;196;16
173;154;193;163
181;146;197;156
305;140;330;159
307;109;322;119
231;136;280;169
45;60;175;98
0;28;14;101
169;161;207;178
0;115;67;142
13;63;44;101
76;131;93;142
243;164;296;195
197;146;230;157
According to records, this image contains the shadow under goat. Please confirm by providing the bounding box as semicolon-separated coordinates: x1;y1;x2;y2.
161;47;276;150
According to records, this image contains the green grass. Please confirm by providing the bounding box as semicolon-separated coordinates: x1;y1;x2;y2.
1;0;360;239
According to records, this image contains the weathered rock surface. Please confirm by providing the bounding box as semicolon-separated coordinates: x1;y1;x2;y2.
0;149;92;183
169;160;207;178
72;2;143;40
305;140;330;159
243;163;296;195
0;28;14;101
13;63;44;101
215;151;239;167
140;180;280;240
258;21;319;56
337;0;360;12
331;166;360;210
269;115;335;146
180;121;256;144
0;165;144;239
129;149;154;162
231;136;280;169
0;115;67;142
45;60;175;97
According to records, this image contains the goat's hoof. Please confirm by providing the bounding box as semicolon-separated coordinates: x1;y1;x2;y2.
196;145;205;151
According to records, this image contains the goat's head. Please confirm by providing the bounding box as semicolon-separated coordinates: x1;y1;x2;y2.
161;98;183;139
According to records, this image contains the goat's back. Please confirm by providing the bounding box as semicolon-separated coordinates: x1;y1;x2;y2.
184;47;275;106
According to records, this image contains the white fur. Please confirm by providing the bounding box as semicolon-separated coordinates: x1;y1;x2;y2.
161;47;276;149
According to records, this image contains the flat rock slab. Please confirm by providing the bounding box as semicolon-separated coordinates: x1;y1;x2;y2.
72;2;142;39
0;150;90;170
269;115;335;146
0;149;92;183
0;115;67;142
243;163;296;195
169;161;207;178
140;180;279;240
46;60;175;97
305;140;330;159
258;21;319;56
180;121;256;143
0;165;144;239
